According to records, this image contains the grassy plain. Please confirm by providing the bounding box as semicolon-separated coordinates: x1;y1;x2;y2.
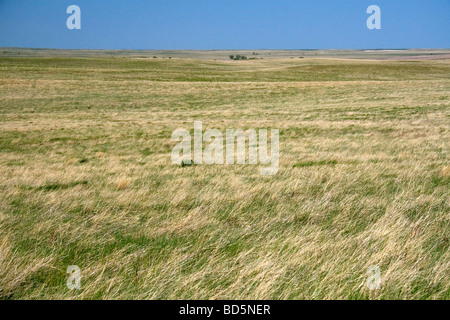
0;52;449;299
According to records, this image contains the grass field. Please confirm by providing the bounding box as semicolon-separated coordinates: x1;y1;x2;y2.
0;53;449;299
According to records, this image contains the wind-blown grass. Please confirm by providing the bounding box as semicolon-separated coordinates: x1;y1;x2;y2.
0;55;449;299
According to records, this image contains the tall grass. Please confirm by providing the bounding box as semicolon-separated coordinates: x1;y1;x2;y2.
0;55;448;299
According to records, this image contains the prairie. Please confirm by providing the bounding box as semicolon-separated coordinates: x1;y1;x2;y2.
0;52;449;299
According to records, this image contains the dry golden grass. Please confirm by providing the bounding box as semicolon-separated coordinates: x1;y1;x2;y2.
116;178;130;190
440;166;450;178
0;55;448;299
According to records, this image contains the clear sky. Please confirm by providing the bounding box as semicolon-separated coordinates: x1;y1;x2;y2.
0;0;449;49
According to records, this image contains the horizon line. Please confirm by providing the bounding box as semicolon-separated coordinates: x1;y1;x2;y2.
2;47;450;51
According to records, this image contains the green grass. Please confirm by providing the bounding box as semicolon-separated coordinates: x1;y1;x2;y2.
293;159;338;167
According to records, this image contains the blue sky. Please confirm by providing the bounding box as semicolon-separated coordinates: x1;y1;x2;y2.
0;0;449;49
